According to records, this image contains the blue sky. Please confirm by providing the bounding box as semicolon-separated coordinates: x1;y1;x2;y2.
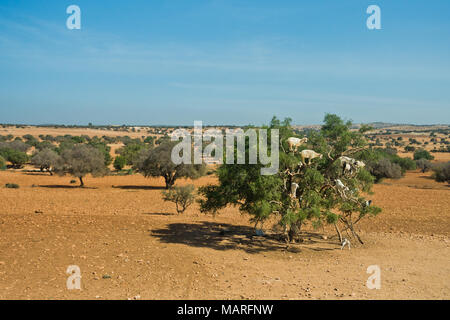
0;0;449;125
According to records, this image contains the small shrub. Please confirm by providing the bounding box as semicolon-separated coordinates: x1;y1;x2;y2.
70;180;77;184
5;183;19;189
0;156;5;170
162;184;196;214
432;162;450;183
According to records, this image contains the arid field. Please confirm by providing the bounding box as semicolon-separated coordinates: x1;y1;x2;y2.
0;126;449;300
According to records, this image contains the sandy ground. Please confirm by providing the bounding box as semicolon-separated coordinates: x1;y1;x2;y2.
0;169;449;300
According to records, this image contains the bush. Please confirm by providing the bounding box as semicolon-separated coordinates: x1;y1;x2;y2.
113;156;127;171
366;158;402;182
432;162;450;183
116;143;145;165
416;159;433;173
162;184;196;214
0;156;5;170
356;147;415;178
0;149;29;168
5;183;19;189
392;157;416;172
414;149;434;160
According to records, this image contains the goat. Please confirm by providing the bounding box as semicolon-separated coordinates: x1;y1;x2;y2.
300;149;323;165
341;238;351;250
339;156;356;166
287;137;308;152
355;160;365;169
290;182;299;198
363;199;372;207
335;179;349;191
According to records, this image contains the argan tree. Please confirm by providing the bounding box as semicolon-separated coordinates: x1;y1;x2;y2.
31;148;60;175
55;144;107;187
162;184;196;214
199;114;381;244
134;141;206;189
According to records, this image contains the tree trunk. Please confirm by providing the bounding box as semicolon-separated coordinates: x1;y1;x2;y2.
79;177;84;187
164;175;174;189
334;223;343;243
288;222;302;243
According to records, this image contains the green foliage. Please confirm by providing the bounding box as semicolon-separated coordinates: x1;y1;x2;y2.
0;148;29;168
113;155;127;171
199;114;381;244
88;138;112;165
162;184;196;214
355;147;415;181
0;156;5;170
414;149;434;160
117;143;145;165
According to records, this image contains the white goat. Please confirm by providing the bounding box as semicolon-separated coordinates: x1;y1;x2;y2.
335;179;349;191
287;137;308;152
341;238;351;250
300;149;323;165
355;160;365;169
339;156;356;166
290;182;299;198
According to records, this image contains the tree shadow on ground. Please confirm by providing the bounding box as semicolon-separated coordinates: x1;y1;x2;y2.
419;175;434;180
23;172;51;176
143;212;174;216
112;185;165;190
38;185;97;189
150;222;339;254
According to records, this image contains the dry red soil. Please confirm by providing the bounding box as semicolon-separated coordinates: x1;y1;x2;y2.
0;169;449;300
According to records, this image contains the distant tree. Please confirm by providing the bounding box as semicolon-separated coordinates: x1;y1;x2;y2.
162;184;196;214
432;162;450;183
134;141;206;189
413;149;434;161
54;144;107;187
113;155;126;171
405;145;415;152
31;148;60;175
